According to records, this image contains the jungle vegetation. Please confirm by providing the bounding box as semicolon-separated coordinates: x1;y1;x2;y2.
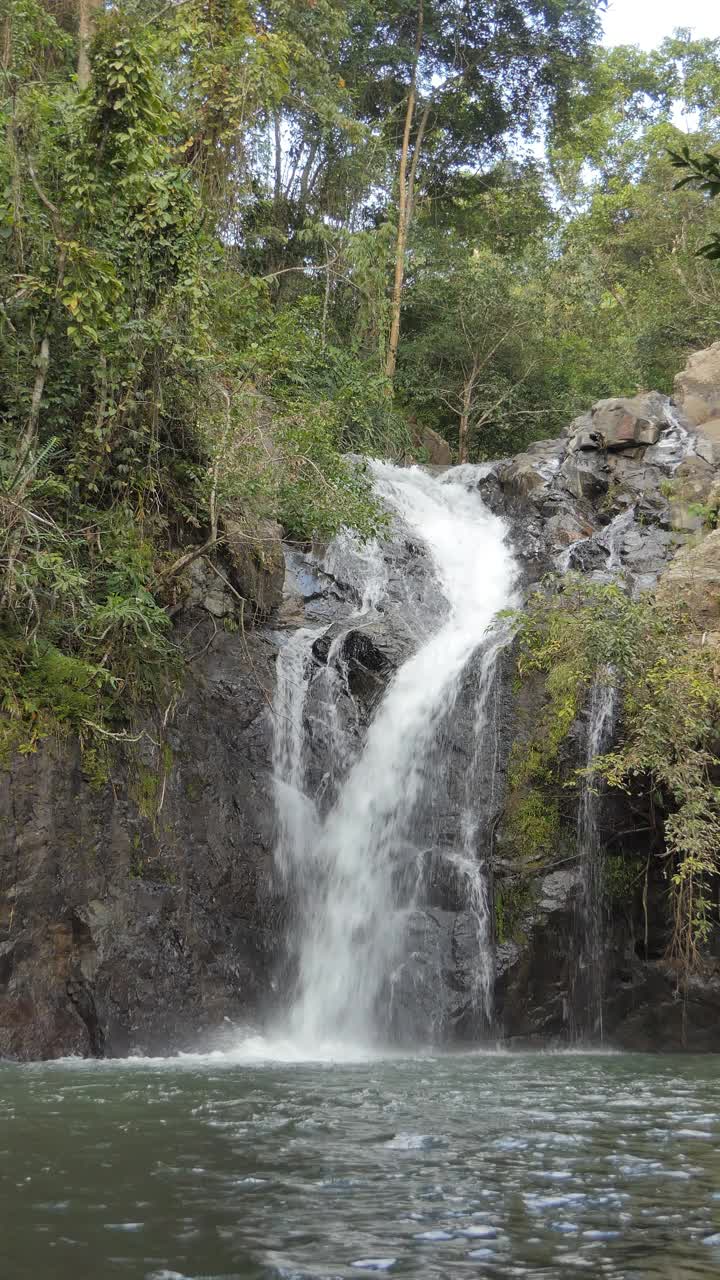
1;2;720;952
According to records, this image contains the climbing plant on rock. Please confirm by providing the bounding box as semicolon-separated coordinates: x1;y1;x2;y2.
510;577;720;975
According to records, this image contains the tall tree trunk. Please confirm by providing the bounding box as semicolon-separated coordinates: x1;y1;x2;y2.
1;9;11;70
2;10;24;272
385;0;426;384
77;0;101;90
385;91;416;382
458;377;472;464
273;112;283;207
405;100;430;227
458;358;480;463
321;242;331;349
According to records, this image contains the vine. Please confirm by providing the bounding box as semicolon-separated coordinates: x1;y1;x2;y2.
508;577;720;972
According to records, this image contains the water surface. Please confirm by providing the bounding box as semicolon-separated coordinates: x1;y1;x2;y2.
3;1048;720;1279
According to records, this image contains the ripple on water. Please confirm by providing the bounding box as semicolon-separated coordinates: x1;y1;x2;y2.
384;1133;446;1150
350;1260;397;1272
524;1193;587;1212
3;1049;720;1280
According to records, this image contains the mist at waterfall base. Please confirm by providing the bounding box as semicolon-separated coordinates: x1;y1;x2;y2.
268;462;518;1058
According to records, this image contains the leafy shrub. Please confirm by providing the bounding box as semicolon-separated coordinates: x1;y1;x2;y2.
509;577;720;971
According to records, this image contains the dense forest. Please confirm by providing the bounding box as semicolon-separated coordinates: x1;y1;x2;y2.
1;0;719;749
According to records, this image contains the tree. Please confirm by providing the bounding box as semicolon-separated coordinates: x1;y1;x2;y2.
399;237;554;459
534;34;720;409
77;0;102;89
4;0;720;755
0;0;390;754
670;144;720;259
343;0;604;382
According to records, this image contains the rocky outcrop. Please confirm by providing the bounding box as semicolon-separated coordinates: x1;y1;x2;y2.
695;418;720;466
585;395;664;449
3;344;720;1059
410;421;453;466
224;514;285;619
0;618;283;1060
498;451;554;499
674;340;720;426
674;342;720;466
484;351;720;1050
655;527;720;630
311;619;414;715
497;862;720;1051
479;390;692;592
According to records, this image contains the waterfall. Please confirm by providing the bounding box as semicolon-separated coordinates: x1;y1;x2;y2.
573;674;618;1041
271;462;517;1052
452;630;509;1025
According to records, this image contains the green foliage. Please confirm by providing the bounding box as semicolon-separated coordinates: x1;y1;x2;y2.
397;235;561;459
0;493;179;757
2;0;720;769
686;500;720;530
237;297;407;537
0;634;114;763
511;577;720;972
0;0;398;753
670;143;720;259
393;36;720;458
495;878;534;945
604;854;641;908
500;580;634;866
503;779;560;866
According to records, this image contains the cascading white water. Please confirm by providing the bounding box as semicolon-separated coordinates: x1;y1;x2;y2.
272;462;517;1052
454;630;510;1021
573;673;618;1041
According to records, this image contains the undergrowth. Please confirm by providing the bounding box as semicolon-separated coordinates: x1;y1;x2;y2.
507;576;720;974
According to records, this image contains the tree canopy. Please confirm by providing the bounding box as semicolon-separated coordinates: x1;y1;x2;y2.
1;0;720;747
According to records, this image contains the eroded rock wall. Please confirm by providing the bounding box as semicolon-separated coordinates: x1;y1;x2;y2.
0;619;282;1060
3;345;720;1058
477;357;720;1050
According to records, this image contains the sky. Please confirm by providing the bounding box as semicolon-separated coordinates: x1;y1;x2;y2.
602;0;719;50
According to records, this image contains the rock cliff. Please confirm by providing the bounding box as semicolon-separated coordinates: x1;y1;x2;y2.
2;347;720;1058
0;620;282;1059
479;367;720;1050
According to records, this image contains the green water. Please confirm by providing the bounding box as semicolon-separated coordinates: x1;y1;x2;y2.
2;1047;720;1279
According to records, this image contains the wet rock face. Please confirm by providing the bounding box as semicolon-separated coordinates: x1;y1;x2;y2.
0;623;283;1060
486;348;720;1050
279;537;511;1045
495;861;720;1051
310;618;414;715
559;451;610;501
3;343;720;1060
380;649;513;1044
